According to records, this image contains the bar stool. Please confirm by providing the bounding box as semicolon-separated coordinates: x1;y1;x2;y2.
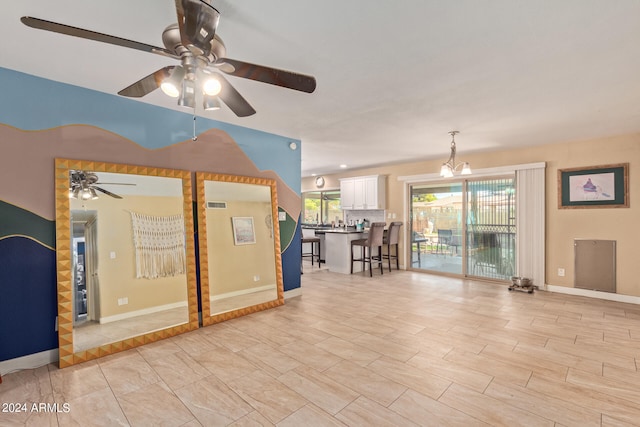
383;221;403;271
301;236;321;267
350;222;386;276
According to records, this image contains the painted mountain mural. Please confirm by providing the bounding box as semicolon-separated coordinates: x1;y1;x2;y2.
0;123;301;362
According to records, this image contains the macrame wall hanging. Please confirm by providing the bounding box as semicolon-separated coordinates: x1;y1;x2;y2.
130;212;186;279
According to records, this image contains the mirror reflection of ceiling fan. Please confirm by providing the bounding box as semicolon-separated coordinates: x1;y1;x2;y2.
69;171;135;200
21;0;316;117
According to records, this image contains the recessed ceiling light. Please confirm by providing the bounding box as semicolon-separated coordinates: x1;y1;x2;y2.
339;164;347;168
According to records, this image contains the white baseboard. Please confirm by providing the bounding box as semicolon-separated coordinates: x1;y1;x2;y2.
100;301;188;324
546;284;640;305
284;287;302;299
210;284;277;302
0;349;58;377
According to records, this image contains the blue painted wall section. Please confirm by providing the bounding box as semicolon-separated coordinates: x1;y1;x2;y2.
0;68;301;191
0;237;57;361
0;66;301;363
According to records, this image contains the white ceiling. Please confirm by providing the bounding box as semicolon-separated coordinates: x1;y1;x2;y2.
2;1;640;177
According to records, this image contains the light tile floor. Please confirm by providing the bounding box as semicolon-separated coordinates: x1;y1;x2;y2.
2;269;640;426
73;287;279;353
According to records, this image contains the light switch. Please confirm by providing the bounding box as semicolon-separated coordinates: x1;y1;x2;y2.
110;251;116;259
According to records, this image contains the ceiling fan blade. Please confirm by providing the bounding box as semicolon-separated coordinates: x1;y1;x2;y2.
216;74;256;117
118;67;174;97
215;58;316;93
20;16;179;59
93;186;123;199
174;0;220;57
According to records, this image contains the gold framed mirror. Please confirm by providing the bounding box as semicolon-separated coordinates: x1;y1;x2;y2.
196;172;284;326
55;159;198;367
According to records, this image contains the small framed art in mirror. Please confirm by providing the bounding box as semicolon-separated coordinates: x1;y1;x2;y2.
196;172;285;326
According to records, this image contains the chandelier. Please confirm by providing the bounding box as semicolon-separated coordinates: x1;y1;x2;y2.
440;131;471;178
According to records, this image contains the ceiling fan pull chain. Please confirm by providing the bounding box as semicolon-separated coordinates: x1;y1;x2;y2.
192;113;198;141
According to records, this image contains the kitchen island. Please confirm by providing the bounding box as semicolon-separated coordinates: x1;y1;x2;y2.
322;228;367;274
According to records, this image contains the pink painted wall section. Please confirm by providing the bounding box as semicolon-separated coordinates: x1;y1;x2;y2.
0;124;301;222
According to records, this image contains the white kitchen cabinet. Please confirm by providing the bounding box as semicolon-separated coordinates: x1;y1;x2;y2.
340;175;386;209
340;178;356;209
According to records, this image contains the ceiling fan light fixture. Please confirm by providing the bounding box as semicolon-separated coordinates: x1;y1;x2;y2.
203;94;221;111
160;66;186;98
178;78;196;108
80;188;93;200
202;75;222;96
69;187;80;199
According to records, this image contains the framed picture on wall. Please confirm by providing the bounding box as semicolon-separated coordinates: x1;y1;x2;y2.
232;216;256;245
558;163;629;209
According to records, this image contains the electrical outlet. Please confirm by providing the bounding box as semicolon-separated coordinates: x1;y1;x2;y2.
253;275;260;282
110;251;116;259
118;297;129;306
558;268;565;277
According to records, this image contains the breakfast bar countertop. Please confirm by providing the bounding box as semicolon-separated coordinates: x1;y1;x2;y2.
319;228;365;234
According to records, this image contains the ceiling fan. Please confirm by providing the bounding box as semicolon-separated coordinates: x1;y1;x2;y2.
69;170;134;200
21;0;316;117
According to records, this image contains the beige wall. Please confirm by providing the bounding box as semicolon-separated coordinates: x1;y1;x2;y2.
206;201;277;296
72;195;187;318
303;133;640;297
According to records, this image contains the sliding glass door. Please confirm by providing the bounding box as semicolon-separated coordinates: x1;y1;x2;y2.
466;178;516;280
409;182;463;275
409;176;515;281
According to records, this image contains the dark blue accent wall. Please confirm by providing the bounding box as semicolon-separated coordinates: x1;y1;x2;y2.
282;224;303;292
0;238;57;361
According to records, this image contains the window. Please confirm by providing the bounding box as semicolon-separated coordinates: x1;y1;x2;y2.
302;190;342;224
